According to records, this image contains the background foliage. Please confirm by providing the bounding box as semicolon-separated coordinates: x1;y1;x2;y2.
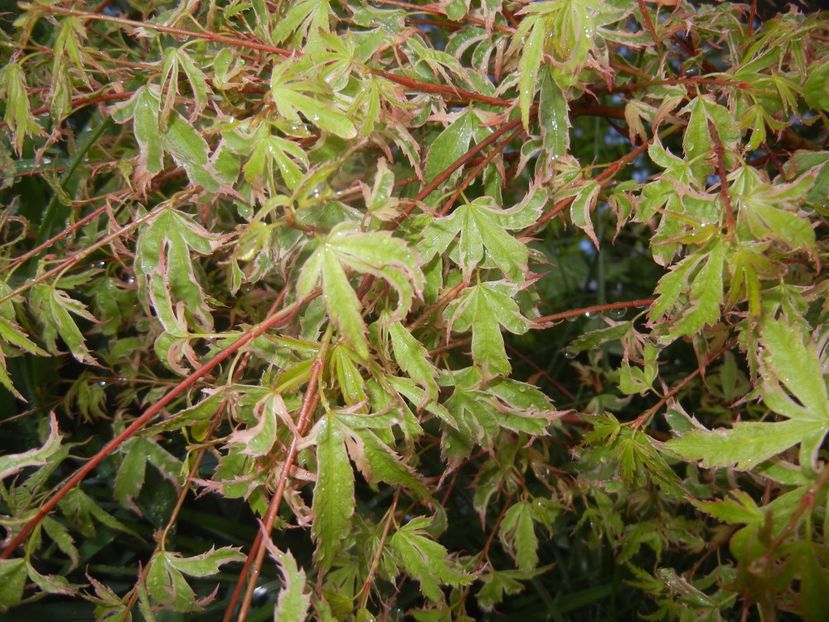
1;0;829;620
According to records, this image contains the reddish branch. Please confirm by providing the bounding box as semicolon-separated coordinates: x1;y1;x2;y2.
534;298;654;328
629;336;739;430
230;359;323;622
708;120;736;235
637;0;662;51
31;5;294;57
528;140;652;234
3;202;114;273
358;491;400;609
372;0;515;34
372;69;511;107
0;294;318;560
597;76;750;95
31;4;511;110
438;125;524;215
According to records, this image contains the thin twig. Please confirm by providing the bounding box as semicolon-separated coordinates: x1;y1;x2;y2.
534;298;654;328
231;358;324;622
0;294;318;560
708;120;736;235
628;337;739;430
358;491;400;609
438;125;524;215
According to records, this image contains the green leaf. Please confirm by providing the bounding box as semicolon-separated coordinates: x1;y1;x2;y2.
60;488;139;539
0;412;61;481
667;336;829;474
569;181;601;248
229;393;285;457
682;97;714;181
0;559;27;609
619;343;659;396
145;553;198;612
312;415;355;568
763;317;829;422
691;491;763;525
518;18;545;130
266;544;311;622
420;196;539;281
136;209;220;336
804;61;829;111
389;517;471;603
388;320;438;400
539;71;569;158
163;112;219;192
346;427;430;500
423;112;477;184
271;0;332;45
0;62;41;155
666;419;816;470
321;244;369;357
133;86;164;181
477;567;545;612
298;224;424;356
653;238;726;342
567;321;631;354
27;562;77;596
487;378;555;435
734;168;816;255
30;285;98;364
165;546;245;577
42;516;79;571
445;282;528;378
114;437;182;513
365;158;396;217
499;502;539;571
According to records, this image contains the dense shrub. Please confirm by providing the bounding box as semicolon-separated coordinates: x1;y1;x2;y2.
1;0;829;619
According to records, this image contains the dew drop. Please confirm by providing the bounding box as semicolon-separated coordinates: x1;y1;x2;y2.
97;380;107;387
608;308;626;320
126;276;136;285
93;260;106;269
583;311;594;319
310;185;325;198
563;350;577;359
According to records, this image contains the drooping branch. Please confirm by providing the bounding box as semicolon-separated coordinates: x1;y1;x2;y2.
0;294;318;560
229;358;324;622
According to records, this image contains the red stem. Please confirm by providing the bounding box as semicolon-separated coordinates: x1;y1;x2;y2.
534;298;654;327
230;359;323;622
438;125;523;215
709;120;736;235
637;0;662;51
528;140;651;234
0;294;317;560
4;203;111;272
